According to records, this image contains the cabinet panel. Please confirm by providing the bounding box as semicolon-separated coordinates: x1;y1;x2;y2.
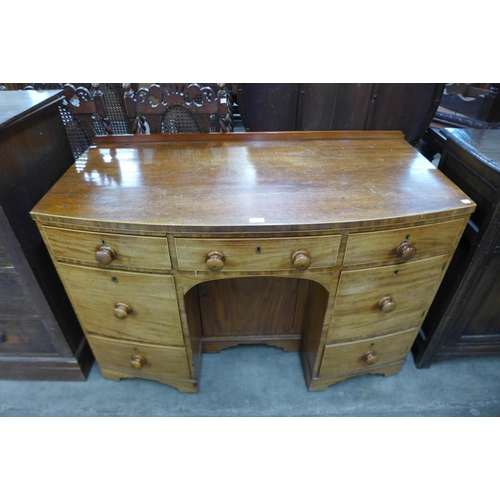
58;264;184;345
0;238;12;267
0;272;38;316
0;319;59;355
453;244;500;339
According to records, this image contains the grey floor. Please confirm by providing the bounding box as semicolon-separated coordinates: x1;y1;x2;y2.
1;345;499;416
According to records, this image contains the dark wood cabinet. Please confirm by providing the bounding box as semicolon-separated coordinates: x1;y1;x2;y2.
0;90;93;379
236;83;444;144
412;128;500;367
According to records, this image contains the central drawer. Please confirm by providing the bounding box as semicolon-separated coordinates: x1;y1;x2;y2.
175;235;341;272
58;263;184;345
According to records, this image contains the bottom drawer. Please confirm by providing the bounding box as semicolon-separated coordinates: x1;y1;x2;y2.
87;335;192;381
319;328;418;378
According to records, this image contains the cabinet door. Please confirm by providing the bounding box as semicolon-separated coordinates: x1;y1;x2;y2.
58;264;184;345
449;243;500;343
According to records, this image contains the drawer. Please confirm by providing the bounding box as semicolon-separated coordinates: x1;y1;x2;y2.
58;264;184;345
320;328;418;378
343;219;464;267
42;226;171;271
87;334;192;380
175;235;341;272
327;255;448;342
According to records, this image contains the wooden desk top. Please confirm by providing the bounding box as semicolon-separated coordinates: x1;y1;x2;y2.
31;131;475;233
0;90;63;130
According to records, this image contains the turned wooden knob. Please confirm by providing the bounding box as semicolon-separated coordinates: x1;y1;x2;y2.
95;245;117;265
292;250;311;270
396;240;417;261
131;354;146;369
363;350;379;365
114;302;132;319
378;296;397;313
206;251;225;271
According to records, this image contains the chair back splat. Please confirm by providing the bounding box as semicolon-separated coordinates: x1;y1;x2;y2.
123;83;233;134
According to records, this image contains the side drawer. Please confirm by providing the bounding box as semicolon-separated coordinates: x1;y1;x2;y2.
42;226;171;271
343;219;464;267
327;255;448;342
87;334;191;380
320;328;418;378
58;264;184;345
175;235;341;272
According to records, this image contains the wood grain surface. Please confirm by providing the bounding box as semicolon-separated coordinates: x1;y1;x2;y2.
31;131;475;232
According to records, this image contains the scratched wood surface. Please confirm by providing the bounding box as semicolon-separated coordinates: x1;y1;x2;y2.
31;131;475;232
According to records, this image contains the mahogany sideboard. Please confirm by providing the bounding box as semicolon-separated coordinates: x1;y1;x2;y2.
0;90;93;380
413;128;500;367
31;131;475;392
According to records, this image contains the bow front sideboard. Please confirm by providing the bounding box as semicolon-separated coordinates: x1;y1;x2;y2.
30;131;475;392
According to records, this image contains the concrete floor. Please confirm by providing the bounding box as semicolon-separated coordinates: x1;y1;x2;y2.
1;345;499;416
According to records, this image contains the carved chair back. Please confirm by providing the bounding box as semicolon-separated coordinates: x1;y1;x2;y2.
60;83;113;160
123;83;233;134
17;83;107;160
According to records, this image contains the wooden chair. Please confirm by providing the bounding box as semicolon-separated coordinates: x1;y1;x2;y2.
18;83;106;160
123;83;233;134
96;83;134;134
60;83;112;160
